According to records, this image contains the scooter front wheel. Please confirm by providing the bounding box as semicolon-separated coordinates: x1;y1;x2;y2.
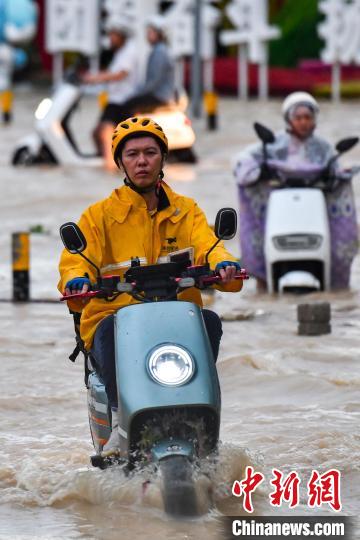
12;146;36;166
160;455;199;517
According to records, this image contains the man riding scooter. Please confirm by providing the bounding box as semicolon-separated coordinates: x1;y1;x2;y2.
234;91;358;291
58;117;243;453
82;17;139;171
12;15;195;167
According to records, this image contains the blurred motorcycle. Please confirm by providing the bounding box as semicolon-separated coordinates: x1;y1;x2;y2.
12;68;196;166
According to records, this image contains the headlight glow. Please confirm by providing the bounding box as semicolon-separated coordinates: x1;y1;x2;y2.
148;345;194;386
35;98;52;120
273;234;323;251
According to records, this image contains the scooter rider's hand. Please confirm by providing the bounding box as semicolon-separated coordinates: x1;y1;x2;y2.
215;261;241;284
64;277;91;296
81;72;101;84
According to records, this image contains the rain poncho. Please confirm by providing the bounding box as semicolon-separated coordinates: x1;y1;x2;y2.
58;182;242;349
234;132;358;289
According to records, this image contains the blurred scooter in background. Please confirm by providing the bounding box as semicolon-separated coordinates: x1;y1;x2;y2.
253;122;359;293
12;66;196;167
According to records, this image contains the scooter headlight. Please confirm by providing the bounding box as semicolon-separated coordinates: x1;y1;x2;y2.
35;98;52;120
148;345;194;386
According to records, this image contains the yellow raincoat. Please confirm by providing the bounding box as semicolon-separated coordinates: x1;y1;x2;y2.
58;182;242;350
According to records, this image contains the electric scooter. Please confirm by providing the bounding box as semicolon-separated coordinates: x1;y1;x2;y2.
12;69;196;166
59;208;248;517
253;123;358;293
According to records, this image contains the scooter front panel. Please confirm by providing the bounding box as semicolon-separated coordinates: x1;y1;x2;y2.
114;301;221;441
265;188;331;292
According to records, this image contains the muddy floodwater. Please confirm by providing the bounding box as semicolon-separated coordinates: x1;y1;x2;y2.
0;91;359;539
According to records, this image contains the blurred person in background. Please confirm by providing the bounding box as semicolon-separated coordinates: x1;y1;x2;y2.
82;18;138;171
234;91;358;290
106;14;176;123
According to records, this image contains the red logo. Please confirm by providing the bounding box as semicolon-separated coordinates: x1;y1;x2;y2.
232;466;265;513
307;469;342;512
269;469;301;508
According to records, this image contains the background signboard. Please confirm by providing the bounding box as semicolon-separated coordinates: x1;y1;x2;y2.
45;0;99;55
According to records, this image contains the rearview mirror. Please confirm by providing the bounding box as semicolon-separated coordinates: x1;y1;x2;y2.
335;137;359;154
60;222;87;254
214;208;237;240
253;122;276;145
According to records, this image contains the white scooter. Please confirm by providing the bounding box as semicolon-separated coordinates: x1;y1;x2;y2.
254;123;358;294
12;68;196;167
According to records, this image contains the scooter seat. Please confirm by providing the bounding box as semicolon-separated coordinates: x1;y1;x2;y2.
136;101;178;115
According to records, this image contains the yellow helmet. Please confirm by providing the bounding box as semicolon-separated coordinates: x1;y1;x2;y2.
112;117;169;167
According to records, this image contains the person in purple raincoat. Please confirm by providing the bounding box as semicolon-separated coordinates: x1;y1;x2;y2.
234;92;359;291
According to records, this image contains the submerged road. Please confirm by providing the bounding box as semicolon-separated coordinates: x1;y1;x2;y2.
0;92;359;539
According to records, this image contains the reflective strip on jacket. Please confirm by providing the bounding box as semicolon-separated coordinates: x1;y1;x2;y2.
58;182;242;350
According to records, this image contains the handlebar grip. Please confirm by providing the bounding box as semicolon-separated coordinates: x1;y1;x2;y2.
60;291;100;301
237;270;250;280
201;270;249;286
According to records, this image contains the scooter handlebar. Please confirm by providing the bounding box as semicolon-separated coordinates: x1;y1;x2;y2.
60;270;249;301
60;290;103;301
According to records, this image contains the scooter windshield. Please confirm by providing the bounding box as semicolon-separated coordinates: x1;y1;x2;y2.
267;159;326;181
